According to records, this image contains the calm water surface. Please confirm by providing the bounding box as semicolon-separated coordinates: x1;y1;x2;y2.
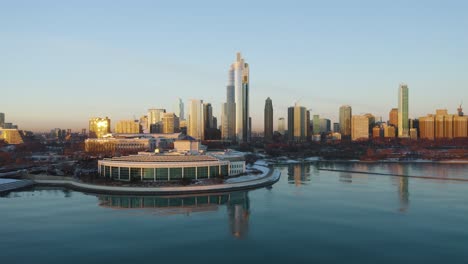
1;162;468;264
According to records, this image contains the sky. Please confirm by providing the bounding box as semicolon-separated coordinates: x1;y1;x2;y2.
1;0;467;132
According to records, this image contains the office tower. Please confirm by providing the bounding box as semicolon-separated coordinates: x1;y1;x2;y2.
0;128;24;144
398;84;409;137
364;113;375;133
115;120;140;134
81;128;87;136
264;97;273;141
174;98;185;120
278;117;285;135
384;124;396;138
419;115;435;140
410;128;418;140
203;103;214;130
230;52;250;143
148;108;166;133
319;118;331;133
339;105;352;138
351;115;369;141
213;117;217;130
222;71;236;140
89;117;111;138
288;104;309;142
312;115;320;135
389;108;398;127
454;115;468;138
333;122;340;133
188;99;204;140
372;126;381;138
0;113;4;128
162;113;180;134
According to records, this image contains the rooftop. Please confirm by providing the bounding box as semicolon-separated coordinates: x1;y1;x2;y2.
104;154;219;163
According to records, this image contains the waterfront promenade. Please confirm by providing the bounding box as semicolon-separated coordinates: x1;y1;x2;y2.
31;165;280;195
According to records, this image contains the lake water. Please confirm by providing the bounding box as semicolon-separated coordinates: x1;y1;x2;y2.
1;162;468;264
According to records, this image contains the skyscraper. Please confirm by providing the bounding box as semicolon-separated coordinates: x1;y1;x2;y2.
389;108;398;127
264;97;273;141
222;70;236;141
398;84;409;137
89;117;111;138
278;117;285;135
115;120;140;134
188;99;204;140
174;98;185;120
351;115;369;141
203;103;214;130
148;108;166;133
312;115;320;135
288;104;309;142
339;105;352;138
230;52;250;143
162;113;180;134
319;118;331;133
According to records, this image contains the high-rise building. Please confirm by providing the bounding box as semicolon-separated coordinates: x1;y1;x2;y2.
398;84;409;137
148;108;166;133
89;117;111;138
0;129;24;144
333;122;340;133
319;118;331;133
230;52;250;143
419;115;435;140
162;113;180;134
222;73;236;141
351;115;369;141
364;113;375;133
278;117;285;135
203;103;214;130
454;115;468;138
188;99;204;140
339;105;352;138
389;108;398;127
174;98;185;120
264;97;273;141
115;120;140;134
384;124;396;138
0;113;4;128
312;115;320;135
288;104;309;142
372;126;381;138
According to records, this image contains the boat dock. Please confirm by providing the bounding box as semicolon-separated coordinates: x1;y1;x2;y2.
0;179;34;194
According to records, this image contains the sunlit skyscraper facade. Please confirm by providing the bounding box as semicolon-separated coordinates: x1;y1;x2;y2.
288;104;309;142
339;105;352;138
188;99;204;140
89;117;111;138
398;84;409;137
174;98;184;120
230;52;250;143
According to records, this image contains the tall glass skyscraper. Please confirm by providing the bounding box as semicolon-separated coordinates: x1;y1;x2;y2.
288;104;309;142
229;52;250;143
398;84;409;137
264;97;273;141
174;98;184;120
339;105;352;138
188;99;204;140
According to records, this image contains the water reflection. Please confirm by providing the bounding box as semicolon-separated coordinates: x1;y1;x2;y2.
287;164;311;186
97;191;250;238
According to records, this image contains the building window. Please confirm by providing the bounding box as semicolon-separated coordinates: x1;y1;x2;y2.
184;167;196;179
210;166;220;177
156;168;168;181
111;167;119;179
197;166;208;179
143;168;155;180
120;167;130;180
170;167;183;180
130;168;141;180
220;165;229;176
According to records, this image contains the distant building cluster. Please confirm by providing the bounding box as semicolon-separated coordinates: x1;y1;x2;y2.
0;112;24;144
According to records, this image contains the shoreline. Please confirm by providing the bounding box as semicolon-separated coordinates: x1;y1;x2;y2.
30;165;281;195
263;158;468;165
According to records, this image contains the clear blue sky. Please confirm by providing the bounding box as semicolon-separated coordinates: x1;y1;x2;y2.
1;0;467;132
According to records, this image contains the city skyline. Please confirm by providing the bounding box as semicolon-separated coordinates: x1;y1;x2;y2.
2;1;468;132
